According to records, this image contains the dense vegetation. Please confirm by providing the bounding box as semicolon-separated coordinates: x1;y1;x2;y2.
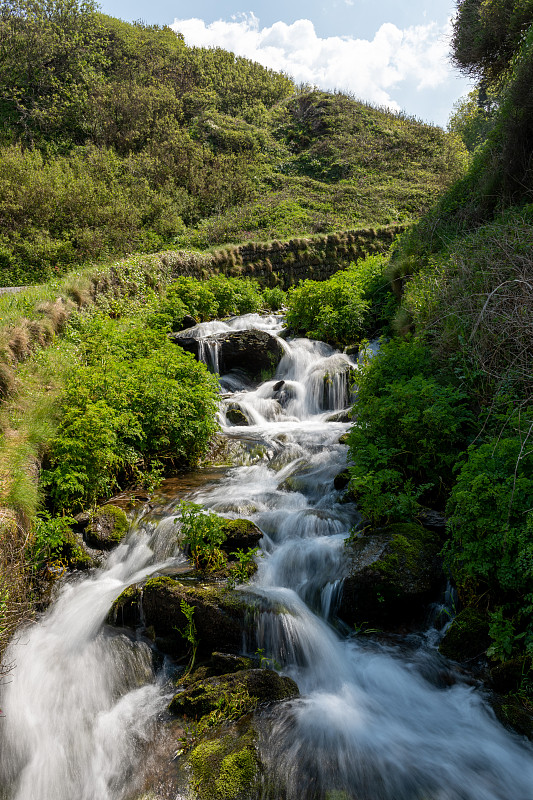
335;0;533;699
1;0;530;722
0;0;464;284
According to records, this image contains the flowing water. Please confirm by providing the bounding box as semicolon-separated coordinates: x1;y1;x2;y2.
1;313;533;800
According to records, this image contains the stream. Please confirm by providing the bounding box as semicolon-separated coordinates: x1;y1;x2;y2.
1;313;533;800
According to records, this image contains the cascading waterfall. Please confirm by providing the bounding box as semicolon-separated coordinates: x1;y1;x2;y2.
1;312;533;800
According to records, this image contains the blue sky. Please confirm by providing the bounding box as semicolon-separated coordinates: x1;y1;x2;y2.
98;0;472;126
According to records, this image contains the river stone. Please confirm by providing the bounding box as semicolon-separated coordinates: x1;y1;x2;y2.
171;328;283;380
226;404;249;426
337;523;443;629
220;518;263;555
140;577;251;656
84;504;129;550
438;607;490;662
169;668;299;718
186;728;261;800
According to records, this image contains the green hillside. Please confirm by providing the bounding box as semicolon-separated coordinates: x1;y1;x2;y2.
0;0;465;285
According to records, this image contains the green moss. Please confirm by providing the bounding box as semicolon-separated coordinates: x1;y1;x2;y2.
439;607;490;661
188;735;260;800
98;504;129;542
215;748;257;799
373;524;435;583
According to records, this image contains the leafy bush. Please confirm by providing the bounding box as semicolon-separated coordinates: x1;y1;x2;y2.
262;286;286;311
445;433;533;663
206;276;263;316
27;512;90;573
176;501;227;571
285;255;393;346
42;318;219;512
348;340;474;524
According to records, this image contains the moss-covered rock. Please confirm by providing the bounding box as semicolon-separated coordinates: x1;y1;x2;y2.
219;518;263;555
337;523;443;629
169;668;298;719
492;696;533;740
490;658;524;694
85;504;129;550
188;732;261;800
333;470;350;491
438;607;490;662
108;585;142;627
225;405;249;426
140;577;251;656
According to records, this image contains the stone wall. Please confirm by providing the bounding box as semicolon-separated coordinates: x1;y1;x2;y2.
158;224;406;288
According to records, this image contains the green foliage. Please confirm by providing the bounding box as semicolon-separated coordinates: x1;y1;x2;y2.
447;85;500;153
26;511;89;573
446;434;533;596
177;501;227;572
261;286;286;311
206;276;263;316
445;432;533;665
178;599;199;676
347;339;473;524
42;317;219;512
451;0;533;83
286;255;392;346
228;548;259;588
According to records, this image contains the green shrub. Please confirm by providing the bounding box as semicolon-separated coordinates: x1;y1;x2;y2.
348;341;474;523
206;275;263;316
286;255;391;346
445;433;533;664
176;501;227;571
42;319;219;512
262;286;286;311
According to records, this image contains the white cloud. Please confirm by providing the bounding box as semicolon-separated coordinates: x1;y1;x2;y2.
171;13;453;112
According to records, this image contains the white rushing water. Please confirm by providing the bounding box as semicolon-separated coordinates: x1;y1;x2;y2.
1;313;533;800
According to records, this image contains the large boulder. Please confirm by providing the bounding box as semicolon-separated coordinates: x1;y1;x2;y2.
109;577;251;656
337;523;444;629
171;328;283;380
438;607;490;662
219;518;263;555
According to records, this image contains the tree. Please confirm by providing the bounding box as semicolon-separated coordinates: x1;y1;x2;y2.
0;0;106;145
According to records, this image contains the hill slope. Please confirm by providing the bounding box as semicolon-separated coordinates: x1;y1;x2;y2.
0;0;466;284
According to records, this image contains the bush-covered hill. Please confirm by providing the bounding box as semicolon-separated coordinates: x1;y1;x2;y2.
0;0;465;284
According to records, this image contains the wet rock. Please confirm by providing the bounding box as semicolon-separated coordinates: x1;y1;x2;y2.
226;404;249;426
338;432;350;445
140;577;251;656
84;504;129;550
218;330;283;380
177;314;196;331
72;511;91;532
490;658;524;694
172;329;283;381
492;696;533;740
325;409;352;423
438;607;490;662
417;507;447;534
220;518;263;555
108;585;141;628
187;730;261;800
169;333;200;359
169;668;298;718
272;381;298;409
333;470;350;491
337;523;444;630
